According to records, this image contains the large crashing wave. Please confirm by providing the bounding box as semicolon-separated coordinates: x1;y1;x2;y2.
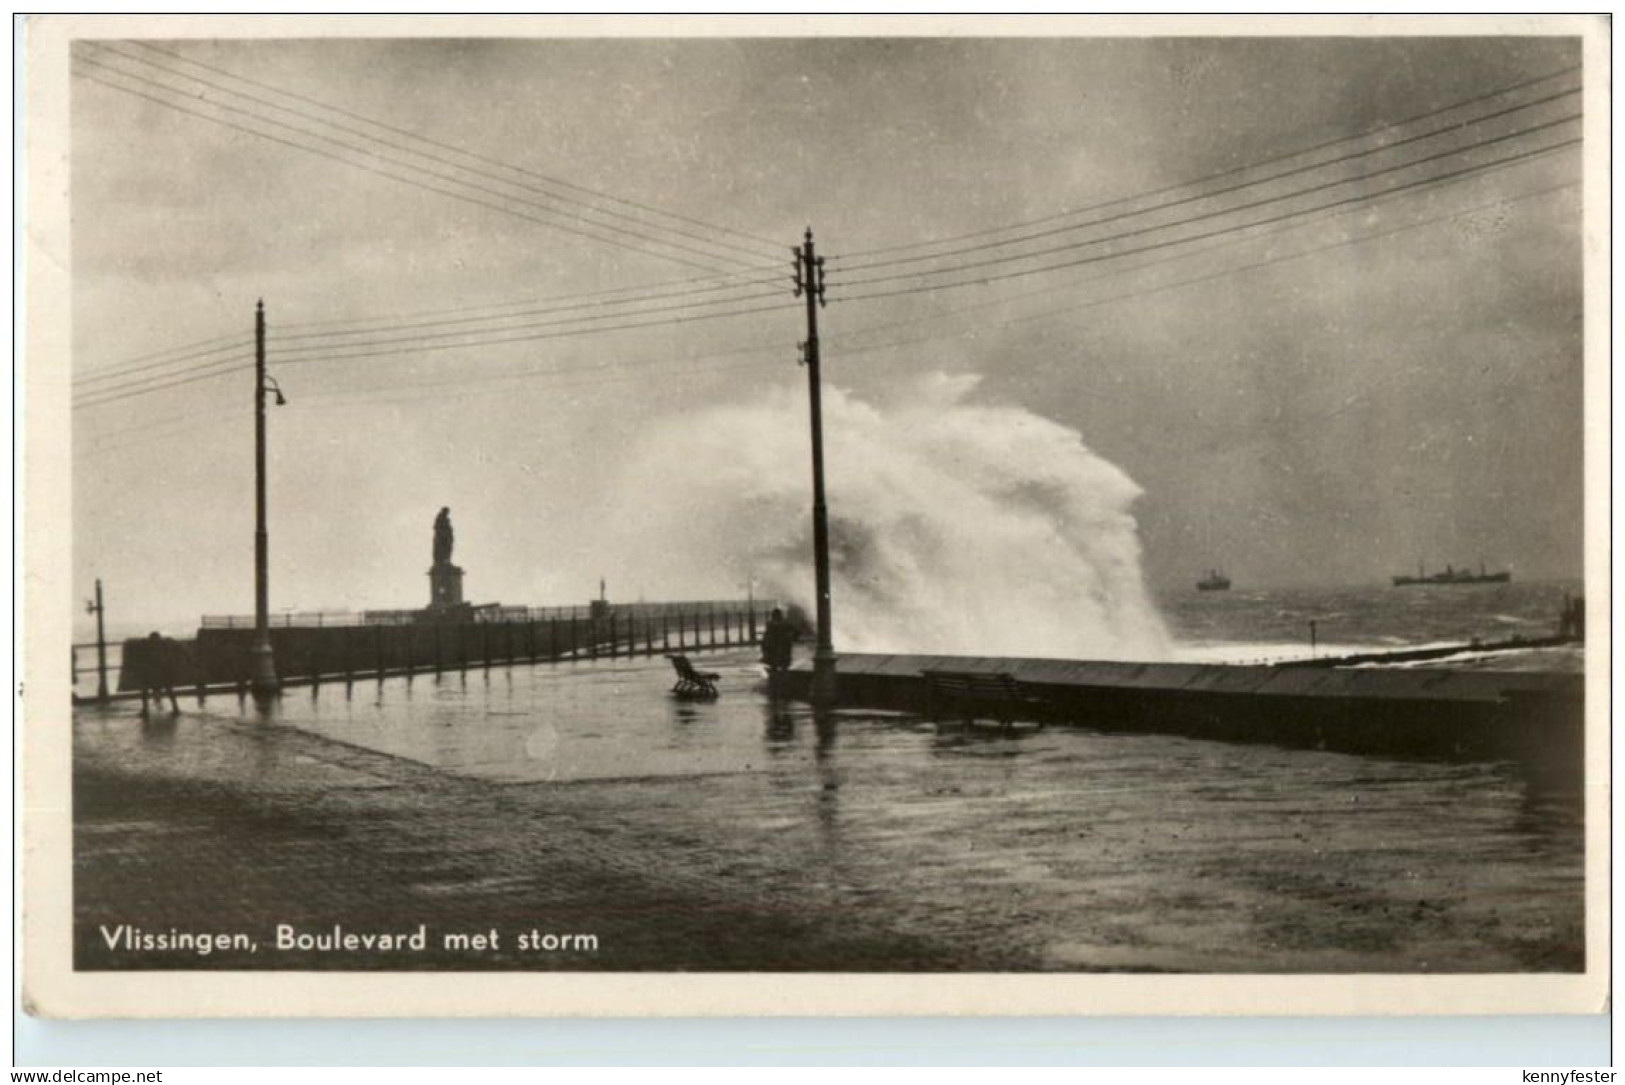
603;373;1168;660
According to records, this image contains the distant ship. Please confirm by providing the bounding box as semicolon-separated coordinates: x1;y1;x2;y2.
1197;569;1232;592
1391;561;1511;587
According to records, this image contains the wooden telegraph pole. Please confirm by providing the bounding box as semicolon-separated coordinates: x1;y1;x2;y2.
86;578;109;703
794;229;837;705
250;300;282;698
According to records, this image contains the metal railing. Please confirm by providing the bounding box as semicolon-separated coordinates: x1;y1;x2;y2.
200;599;769;629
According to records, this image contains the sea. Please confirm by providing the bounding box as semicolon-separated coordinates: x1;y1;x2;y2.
1156;578;1582;665
73;578;1589;971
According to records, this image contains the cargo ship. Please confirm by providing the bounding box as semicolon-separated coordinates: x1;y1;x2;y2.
1391;561;1511;587
1197;569;1232;591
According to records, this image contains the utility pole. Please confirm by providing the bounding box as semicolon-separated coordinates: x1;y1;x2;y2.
250;300;282;698
794;228;837;705
86;578;108;703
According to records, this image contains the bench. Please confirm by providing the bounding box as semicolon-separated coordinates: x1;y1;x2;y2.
921;670;1043;732
666;654;720;699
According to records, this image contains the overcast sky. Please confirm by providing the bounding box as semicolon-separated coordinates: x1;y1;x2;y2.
68;31;1586;637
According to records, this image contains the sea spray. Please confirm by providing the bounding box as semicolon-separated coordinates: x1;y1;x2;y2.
600;373;1168;660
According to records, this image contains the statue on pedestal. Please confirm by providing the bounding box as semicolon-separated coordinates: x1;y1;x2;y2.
427;507;465;613
433;507;454;566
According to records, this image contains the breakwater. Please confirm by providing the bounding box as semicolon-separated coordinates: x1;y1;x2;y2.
782;653;1583;769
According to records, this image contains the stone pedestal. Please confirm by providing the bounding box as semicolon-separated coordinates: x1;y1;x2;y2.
428;562;465;612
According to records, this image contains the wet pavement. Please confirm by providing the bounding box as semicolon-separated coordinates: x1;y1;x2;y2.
74;650;1584;972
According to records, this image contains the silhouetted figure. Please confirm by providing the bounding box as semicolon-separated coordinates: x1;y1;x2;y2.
760;607;798;674
1560;594;1586;640
433;507;454;565
139;632;180;716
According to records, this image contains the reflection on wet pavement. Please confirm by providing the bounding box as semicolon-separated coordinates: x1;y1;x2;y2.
75;650;1584;972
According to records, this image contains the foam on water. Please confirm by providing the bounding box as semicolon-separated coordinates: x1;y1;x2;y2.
601;373;1168;659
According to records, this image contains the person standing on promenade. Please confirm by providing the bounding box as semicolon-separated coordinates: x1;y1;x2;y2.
760;608;798;674
138;632;180;716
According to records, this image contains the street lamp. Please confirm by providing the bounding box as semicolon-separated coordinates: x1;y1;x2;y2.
249;300;287;699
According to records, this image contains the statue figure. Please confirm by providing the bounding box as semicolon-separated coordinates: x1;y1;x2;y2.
433;507;454;565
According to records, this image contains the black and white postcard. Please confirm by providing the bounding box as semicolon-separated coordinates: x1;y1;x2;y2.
21;14;1610;1017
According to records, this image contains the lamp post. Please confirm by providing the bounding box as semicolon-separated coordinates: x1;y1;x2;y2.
249;300;286;699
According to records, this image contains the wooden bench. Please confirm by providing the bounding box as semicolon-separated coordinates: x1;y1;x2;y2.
666;654;720;699
921;670;1042;732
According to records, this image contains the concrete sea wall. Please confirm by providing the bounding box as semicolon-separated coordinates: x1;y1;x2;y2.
783;653;1583;769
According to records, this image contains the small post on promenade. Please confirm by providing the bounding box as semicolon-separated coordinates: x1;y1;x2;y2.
1309;620;1318;659
250;300;284;700
86;577;109;703
794;229;838;704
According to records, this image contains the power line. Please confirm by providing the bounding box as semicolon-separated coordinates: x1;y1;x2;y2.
269;286;788;360
835;113;1578;291
129;40;783;255
295;349;785;411
821;140;1575;356
79;180;1574;452
298;357;781;413
75;330;252;385
73;293;798;407
78;52;767;276
833;83;1579;274
78;350;789;455
271;297;797;369
73;335;252;388
275;266;787;333
835;132;1579;302
76;133;1572;409
101;43;783;268
73;355;250;410
271;274;789;346
832;63;1581;262
75;268;792;396
836;179;1579;366
77;60;762;277
73;173;1575;434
